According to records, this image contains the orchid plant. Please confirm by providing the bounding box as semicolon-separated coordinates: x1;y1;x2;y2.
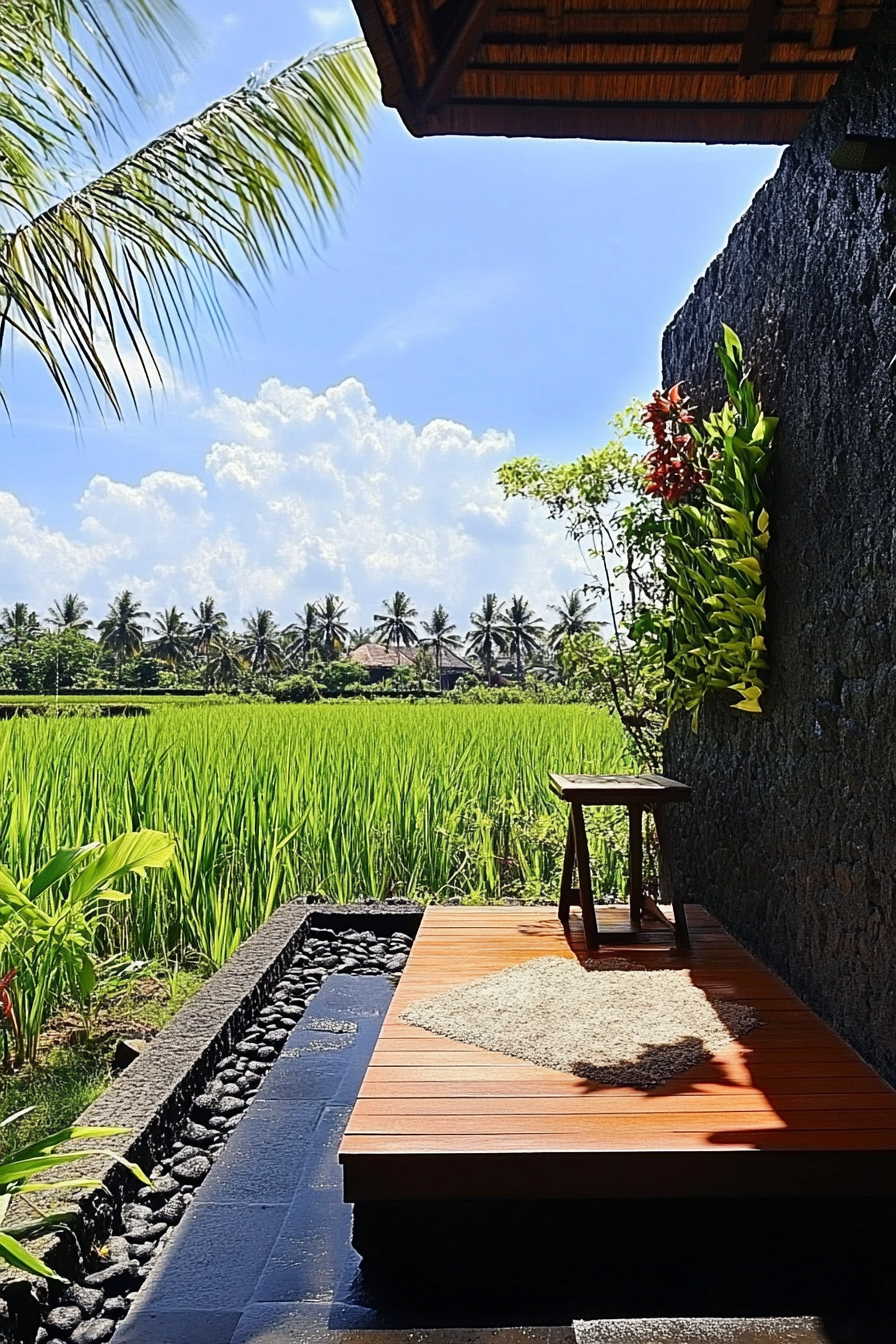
635;326;775;728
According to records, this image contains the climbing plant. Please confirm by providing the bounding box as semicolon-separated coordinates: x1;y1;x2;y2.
635;326;775;728
498;326;775;745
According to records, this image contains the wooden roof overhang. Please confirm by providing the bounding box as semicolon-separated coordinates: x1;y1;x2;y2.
350;0;880;143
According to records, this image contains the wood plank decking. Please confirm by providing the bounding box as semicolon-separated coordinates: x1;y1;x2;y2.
339;905;896;1202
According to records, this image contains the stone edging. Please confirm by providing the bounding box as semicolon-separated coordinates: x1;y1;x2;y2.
2;900;422;1311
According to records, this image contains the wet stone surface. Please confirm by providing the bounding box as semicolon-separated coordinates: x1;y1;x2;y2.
25;923;411;1344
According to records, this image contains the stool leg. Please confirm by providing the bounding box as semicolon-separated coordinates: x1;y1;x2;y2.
570;802;600;950
654;804;691;950
628;804;643;930
558;812;575;924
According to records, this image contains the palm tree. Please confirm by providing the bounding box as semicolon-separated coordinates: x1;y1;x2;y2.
0;2;376;419
501;595;546;685
466;594;506;686
239;609;283;674
548;589;598;650
151;606;191;669
373;592;418;660
47;594;91;632
208;636;245;691
189;597;228;689
422;605;461;691
283;603;321;668
316;594;349;661
97;591;148;678
0;603;42;648
348;626;374;650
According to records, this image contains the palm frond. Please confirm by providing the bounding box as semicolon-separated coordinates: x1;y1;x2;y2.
0;0;191;217
0;40;377;418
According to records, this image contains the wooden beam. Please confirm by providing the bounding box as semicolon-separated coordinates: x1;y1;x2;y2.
417;0;505;112
740;0;777;75
811;0;839;48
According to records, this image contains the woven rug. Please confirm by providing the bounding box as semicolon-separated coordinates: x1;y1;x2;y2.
401;955;759;1089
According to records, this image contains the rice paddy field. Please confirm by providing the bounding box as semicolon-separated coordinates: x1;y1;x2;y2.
0;702;628;969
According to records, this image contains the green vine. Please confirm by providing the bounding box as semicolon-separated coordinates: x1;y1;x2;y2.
637;327;775;729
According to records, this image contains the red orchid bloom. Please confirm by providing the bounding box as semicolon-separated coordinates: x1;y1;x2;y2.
641;384;705;504
0;968;18;1025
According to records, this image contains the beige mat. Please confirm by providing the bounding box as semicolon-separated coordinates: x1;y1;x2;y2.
573;1320;826;1344
401;955;759;1089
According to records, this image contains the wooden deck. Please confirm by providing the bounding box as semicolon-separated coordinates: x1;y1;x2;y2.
339;905;896;1202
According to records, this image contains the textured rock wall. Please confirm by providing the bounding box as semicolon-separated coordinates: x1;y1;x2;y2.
662;3;896;1083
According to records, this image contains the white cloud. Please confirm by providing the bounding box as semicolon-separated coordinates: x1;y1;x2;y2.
308;5;349;31
0;377;585;629
348;271;518;358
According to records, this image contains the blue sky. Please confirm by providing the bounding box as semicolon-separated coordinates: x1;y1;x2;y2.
0;0;781;633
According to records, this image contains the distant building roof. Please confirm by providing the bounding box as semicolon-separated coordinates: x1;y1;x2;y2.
349;643;475;673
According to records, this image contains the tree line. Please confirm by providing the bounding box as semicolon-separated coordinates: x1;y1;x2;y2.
0;589;599;695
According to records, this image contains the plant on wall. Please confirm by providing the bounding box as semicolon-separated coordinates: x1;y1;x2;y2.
499;326;775;746
636;326;775;728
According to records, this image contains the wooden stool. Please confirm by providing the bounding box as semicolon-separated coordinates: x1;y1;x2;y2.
548;773;692;952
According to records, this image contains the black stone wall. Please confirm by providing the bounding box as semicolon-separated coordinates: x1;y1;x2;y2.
662;6;896;1083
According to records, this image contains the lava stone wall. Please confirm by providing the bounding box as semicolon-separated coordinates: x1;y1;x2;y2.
662;4;896;1084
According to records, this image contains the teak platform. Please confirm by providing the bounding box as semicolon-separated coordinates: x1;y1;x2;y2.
340;906;896;1317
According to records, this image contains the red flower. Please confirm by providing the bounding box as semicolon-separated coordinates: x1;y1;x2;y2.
0;968;17;1025
641;385;704;504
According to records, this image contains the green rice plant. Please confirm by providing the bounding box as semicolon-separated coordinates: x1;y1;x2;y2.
0;704;628;971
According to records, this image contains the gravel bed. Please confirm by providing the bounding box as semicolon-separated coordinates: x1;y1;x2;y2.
29;924;411;1344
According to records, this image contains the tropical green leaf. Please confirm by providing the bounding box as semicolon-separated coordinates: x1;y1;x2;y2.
0;1230;60;1278
5;1124;128;1164
27;844;100;899
69;829;175;900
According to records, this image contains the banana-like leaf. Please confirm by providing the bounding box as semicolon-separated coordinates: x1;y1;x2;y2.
69;830;175;901
28;843;100;899
13;1177;104;1196
3;1124;127;1162
0;1230;60;1278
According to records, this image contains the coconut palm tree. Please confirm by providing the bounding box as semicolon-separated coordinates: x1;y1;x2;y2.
373;592;418;659
239;609;283;674
47;593;91;632
151;606;190;669
548;589;598;649
0;1;376;419
501;595;546;685
283;603;321;668
208;636;245;691
422;605;461;691
466;594;506;686
97;590;148;678
348;626;374;650
0;603;42;647
316;593;349;661
189;597;228;689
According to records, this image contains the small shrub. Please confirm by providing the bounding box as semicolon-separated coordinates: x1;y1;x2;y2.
273;674;321;703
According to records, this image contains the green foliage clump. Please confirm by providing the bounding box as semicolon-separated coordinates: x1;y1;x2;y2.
274;674;322;703
499;328;775;746
640;328;774;727
0;830;175;1066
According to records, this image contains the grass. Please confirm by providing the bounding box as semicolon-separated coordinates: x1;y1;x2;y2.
0;702;629;971
0;965;203;1159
